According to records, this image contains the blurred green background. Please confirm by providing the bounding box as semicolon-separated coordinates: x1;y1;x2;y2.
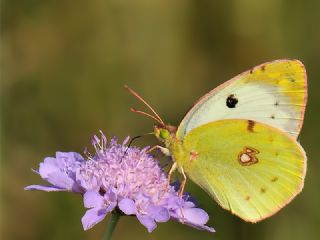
1;0;320;239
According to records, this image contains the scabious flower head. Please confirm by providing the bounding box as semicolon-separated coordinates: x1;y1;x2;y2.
25;131;214;233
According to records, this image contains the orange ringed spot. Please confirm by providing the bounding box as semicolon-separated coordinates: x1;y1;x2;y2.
238;147;259;166
189;150;199;162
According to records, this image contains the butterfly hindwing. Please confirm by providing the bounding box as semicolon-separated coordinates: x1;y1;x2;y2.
176;59;307;140
173;119;306;222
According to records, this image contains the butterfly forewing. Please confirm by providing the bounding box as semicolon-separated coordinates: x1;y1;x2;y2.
176;59;307;139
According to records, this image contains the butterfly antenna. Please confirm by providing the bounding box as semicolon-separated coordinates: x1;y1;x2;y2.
125;85;164;125
130;108;163;125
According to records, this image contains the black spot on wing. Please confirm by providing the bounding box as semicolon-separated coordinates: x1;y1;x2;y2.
226;94;238;108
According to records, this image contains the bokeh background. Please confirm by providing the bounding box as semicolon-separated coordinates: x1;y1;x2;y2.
1;0;320;239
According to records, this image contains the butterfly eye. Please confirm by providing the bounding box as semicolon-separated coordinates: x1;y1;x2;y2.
226;94;238;108
160;129;169;139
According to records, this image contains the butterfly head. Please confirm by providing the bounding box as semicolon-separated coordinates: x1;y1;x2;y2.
154;124;177;144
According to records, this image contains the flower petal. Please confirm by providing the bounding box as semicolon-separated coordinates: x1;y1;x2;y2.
76;169;100;191
170;207;215;232
167;196;184;210
183;201;196;208
104;188;117;203
118;198;136;215
24;185;66;192
182;208;209;225
137;215;157;232
105;202;117;213
46;172;74;190
184;221;216;232
38;157;59;178
81;208;108;230
148;205;170;222
83;190;104;208
193;224;215;232
56;151;84;163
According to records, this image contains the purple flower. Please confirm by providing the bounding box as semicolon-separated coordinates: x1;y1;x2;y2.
25;131;215;233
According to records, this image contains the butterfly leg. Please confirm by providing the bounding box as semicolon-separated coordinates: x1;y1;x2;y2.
166;162;177;191
178;167;187;223
179;207;185;223
146;145;170;156
179;167;187;197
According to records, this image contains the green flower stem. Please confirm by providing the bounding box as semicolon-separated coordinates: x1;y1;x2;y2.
103;211;121;240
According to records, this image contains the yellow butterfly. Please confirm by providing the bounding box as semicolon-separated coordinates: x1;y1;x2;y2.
127;59;307;223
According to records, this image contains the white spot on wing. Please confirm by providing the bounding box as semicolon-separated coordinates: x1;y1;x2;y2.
240;153;251;163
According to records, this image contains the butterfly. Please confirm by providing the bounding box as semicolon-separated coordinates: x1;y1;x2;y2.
126;59;307;223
